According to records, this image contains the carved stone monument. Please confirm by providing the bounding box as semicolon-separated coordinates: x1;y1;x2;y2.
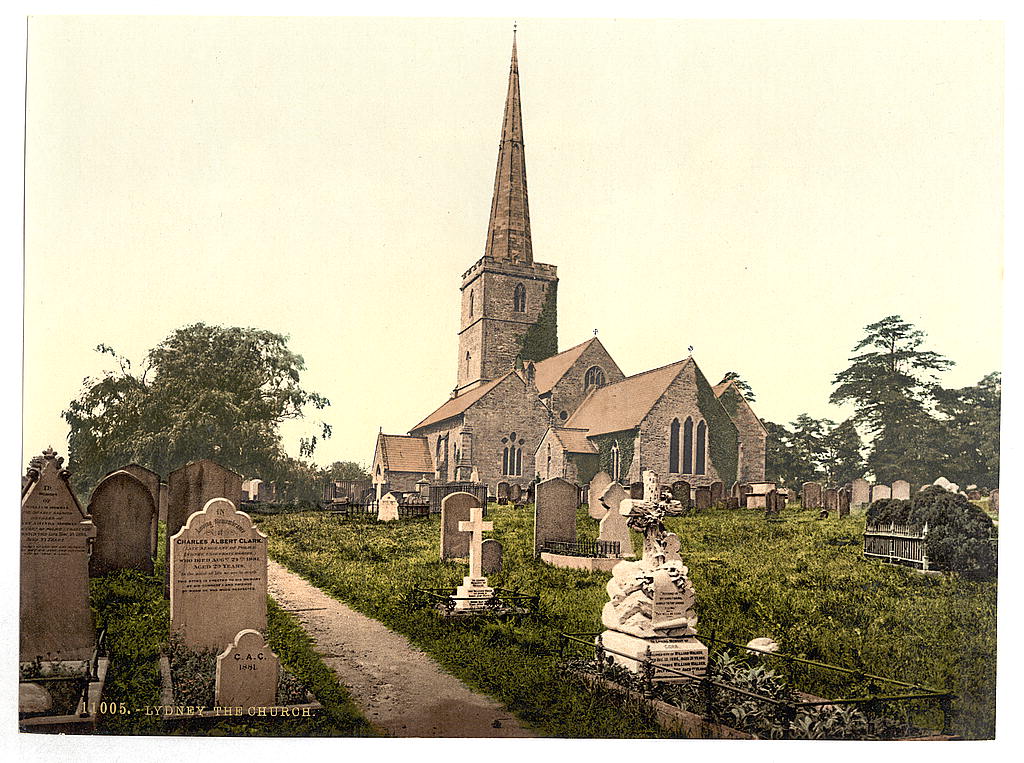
533;477;578;556
88;470;157;575
588;471;613;519
599;470;707;683
215;629;280;709
170;498;268;652
377;492;400;522
802;482;823;509
20;448;97;662
851;478;871;507
440;491;478;560
454;506;495;610
597;483;636;559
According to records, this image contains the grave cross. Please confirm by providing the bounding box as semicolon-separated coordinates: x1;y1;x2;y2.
458;506;494;579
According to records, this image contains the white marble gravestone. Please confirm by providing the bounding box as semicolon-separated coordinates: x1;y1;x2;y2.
215;629;280;709
170;498;268;651
454;506;495;610
597;483;635;558
378;492;400;522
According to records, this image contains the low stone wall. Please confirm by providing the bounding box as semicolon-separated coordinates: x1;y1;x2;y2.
540;552;620;572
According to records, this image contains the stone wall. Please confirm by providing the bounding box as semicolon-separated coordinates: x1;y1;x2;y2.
546;340;626;422
717;384;767;483
639;363;738;487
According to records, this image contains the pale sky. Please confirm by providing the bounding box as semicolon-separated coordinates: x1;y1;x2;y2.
23;17;1004;471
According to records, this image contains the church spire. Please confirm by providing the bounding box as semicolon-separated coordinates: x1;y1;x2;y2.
483;30;533;265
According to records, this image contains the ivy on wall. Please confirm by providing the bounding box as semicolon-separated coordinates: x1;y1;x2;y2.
568;453;601;487
517;282;558;362
587;430;636;484
718;385;741;419
696;372;739;486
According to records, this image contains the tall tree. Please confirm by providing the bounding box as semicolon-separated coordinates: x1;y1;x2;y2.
719;371;756;402
788;413;831;479
933;372;1001;489
325;461;372;482
64;323;330;494
830;315;953;483
818;418;865;486
763;420;814;487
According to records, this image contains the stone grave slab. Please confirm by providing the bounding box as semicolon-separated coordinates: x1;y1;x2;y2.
598;496;635;559
534;477;579;556
802;482;823;509
694;486;712;511
215;629;280;709
481;538;503;574
88;470;157;575
823;488;839;513
440;491;479;560
892;480;911;500
670;480;691;511
871;484;892;502
588;471;613;519
509;484;523;503
601;631;708;684
838;488;851;518
709;481;724;506
851;478;871;506
454;506;495;610
378;492;399;522
20;449;97;662
167;459;243;575
170;498;268;652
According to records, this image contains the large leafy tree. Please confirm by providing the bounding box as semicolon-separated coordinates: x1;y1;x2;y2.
933;372;1001;489
763;420;814;488
324;461;372;482
818;418;864;486
64;323;330;494
830;315;953;483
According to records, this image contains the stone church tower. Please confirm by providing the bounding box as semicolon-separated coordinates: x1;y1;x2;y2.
456;34;558;396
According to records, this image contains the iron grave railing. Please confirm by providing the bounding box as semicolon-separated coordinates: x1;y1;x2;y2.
539;540;621;558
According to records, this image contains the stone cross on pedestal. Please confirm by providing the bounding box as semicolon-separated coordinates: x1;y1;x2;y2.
458;507;494;580
454;506;495;611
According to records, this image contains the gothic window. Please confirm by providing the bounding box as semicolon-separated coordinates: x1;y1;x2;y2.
584;366;606;392
469;290;474;317
501;432;525;476
682;417;694;474
513;283;526;312
611;440;621;482
695;421;707;475
669;418;680;473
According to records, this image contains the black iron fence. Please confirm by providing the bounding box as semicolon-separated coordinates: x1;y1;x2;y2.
19;629;106;720
539;540;621;558
559;631;955;739
410;586;540;616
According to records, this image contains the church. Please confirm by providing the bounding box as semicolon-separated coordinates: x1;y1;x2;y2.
372;35;766;497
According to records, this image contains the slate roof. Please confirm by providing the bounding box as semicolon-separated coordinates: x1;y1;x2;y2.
565;358;693;436
549;427;598;454
530;337;599;394
377;434;433;473
410;371;515;431
713;379;768;434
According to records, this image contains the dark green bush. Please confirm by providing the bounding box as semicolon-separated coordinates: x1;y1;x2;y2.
867;487;996;580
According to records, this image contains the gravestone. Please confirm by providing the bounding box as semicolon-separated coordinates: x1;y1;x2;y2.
823;487;839;514
454;506;495;610
377;492;399;522
629;482;644;500
509;484;523;503
117;463;160;511
764;490;781;517
871;484;892;503
725;496;739;510
170;498;268;652
709;481;724;506
802;482;823;509
694;486;712;511
588;471;613;519
88;470;157;575
439;492;480;560
525;482;535;504
215;629;280;709
670;480;691;511
991;489;999;512
158;482;169;524
837;488;851;518
534;477;579;556
598;483;635;558
481;538;503;574
21;448;97;662
730;481;741;498
851;478;871;507
738;484;752;508
167;459;243;576
892;480;911;500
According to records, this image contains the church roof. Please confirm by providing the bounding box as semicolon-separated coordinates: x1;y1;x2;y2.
713;379;768;434
410;371;513;431
565;358;694;436
483;32;533;265
377;433;433;473
531;337;601;394
549;427;599;454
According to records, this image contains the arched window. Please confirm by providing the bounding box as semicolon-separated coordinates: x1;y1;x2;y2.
469;290;474;317
669;418;680;473
501;433;524;476
611;440;621;482
546;443;551;478
695;420;707;475
682;417;694;475
513;283;526;312
583;366;606;392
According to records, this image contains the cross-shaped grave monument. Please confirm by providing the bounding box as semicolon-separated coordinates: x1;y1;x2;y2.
453;506;494;610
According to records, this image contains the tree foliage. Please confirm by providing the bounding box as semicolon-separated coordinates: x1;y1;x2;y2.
719;371;755;402
64;323;330;495
932;372;1001;489
764;415;863;487
324;461;372;482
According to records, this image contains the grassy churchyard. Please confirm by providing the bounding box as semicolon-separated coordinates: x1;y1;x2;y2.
258;501;996;739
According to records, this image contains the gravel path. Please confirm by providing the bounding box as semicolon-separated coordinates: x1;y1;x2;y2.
267;559;535;738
